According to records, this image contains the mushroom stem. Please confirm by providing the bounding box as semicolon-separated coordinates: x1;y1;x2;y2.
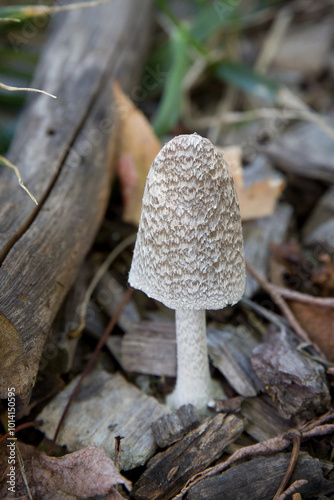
167;309;213;410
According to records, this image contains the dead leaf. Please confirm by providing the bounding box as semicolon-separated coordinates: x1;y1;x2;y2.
270;239;306;269
268;243;334;359
270;241;334;297
288;301;334;363
219;145;285;221
113;81;161;226
311;254;334;297
238;177;285;221
269;239;316;293
0;443;131;499
222;146;243;188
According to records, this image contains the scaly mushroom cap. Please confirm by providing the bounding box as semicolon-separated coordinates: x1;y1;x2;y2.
129;133;245;310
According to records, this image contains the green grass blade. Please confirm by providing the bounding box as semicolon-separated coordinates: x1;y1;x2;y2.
214;60;280;102
152;29;190;137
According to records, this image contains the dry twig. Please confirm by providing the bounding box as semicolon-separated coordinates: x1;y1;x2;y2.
272;285;334;307
0;155;38;205
245;260;326;358
16;443;33;500
277;480;308;500
273;432;301;500
0;420;43;444
186;106;334;143
71;233;137;338
0;82;56;99
255;6;292;73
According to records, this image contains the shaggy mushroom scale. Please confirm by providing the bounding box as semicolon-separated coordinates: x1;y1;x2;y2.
129;133;245;410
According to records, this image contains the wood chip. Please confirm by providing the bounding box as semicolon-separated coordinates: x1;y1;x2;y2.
207;325;261;397
119;321;177;376
241;396;292;442
132;413;244;500
95;271;140;332
38;370;170;471
151;404;200;448
251;329;330;419
186;452;334;500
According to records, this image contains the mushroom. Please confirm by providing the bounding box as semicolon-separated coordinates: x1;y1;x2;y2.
129;133;245;410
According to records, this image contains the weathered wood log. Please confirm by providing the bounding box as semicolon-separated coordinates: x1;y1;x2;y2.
39;262;94;375
251;328;330;419
187;452;334;499
132;413;244;500
0;0;153;399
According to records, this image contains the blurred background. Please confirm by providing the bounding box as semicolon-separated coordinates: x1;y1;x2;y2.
1;0;334;308
1;0;333;148
2;0;334;296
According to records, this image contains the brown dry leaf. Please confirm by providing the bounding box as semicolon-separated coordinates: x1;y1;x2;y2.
288;301;334;362
311;254;334;296
113;81;161;226
0;443;131;499
270;242;334;296
270;239;306;270
237;177;285;221
219;146;284;221
269;239;316;293
222;146;243;188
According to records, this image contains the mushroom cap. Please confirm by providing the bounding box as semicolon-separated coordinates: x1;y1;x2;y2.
129;133;245;310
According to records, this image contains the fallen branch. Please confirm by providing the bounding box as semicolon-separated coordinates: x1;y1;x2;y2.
0;0;153;401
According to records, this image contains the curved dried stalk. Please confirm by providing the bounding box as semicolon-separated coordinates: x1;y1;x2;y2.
0;155;38;205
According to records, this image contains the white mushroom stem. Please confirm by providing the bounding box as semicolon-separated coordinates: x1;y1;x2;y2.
167;309;213;410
